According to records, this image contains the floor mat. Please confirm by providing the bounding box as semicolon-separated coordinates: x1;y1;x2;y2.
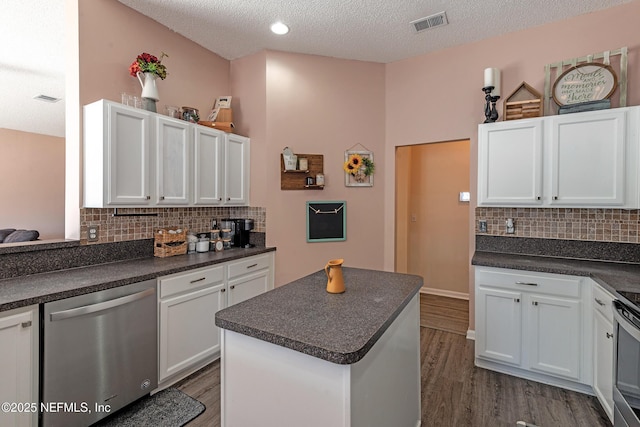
95;388;205;427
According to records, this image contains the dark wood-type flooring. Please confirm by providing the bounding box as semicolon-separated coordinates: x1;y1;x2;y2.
176;293;610;426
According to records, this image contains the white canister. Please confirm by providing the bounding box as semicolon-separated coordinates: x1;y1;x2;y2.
316;173;325;186
298;158;308;171
196;237;210;252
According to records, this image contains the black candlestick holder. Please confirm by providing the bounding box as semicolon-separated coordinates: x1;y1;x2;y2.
482;86;500;123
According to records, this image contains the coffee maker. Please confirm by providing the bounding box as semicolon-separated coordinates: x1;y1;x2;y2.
233;218;254;248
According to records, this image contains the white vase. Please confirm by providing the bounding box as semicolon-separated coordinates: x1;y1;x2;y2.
136;72;159;101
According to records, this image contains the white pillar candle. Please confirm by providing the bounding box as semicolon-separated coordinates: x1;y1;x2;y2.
484;68;495;88
492;68;501;97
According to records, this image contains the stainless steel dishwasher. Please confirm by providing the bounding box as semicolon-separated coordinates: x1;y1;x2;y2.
41;279;158;427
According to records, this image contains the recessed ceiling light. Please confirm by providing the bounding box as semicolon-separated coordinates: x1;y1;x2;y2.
270;21;289;35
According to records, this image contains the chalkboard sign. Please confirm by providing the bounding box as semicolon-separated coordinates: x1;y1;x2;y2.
306;201;346;242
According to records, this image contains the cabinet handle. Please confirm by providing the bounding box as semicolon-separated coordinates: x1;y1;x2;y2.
515;281;538;286
595;298;606;307
219;198;222;201
221;288;226;293
514;298;520;303
190;277;206;284
230;285;235;290
146;196;151;200
21;321;32;328
606;332;613;339
227;197;231;201
536;196;541;200
160;196;165;200
532;301;539;306
246;263;258;269
553;196;558;200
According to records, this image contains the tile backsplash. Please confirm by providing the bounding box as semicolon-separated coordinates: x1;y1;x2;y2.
81;206;266;244
476;207;640;243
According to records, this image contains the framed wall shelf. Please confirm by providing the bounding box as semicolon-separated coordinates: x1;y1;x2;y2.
281;154;324;190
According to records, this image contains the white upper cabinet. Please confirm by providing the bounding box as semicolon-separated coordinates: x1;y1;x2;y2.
478;120;543;205
193;126;224;205
549;110;626;206
156;116;190;205
85;101;152;207
224;133;250;206
478;106;639;208
83;99;250;208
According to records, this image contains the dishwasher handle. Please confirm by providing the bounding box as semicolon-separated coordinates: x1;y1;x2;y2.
50;287;155;321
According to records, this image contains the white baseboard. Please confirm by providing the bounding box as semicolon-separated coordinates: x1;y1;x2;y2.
466;329;475;340
419;287;469;300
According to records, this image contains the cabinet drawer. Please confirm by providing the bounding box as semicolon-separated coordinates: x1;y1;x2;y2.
592;282;615;323
159;265;224;299
476;267;581;298
228;254;271;279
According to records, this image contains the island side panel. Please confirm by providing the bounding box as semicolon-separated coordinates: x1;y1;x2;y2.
220;330;351;427
220;293;421;427
350;294;421;427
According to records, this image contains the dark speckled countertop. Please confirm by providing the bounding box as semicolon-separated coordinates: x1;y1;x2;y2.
0;247;275;312
472;251;640;297
215;267;423;365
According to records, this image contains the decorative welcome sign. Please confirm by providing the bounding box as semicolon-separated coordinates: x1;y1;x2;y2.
552;63;618;106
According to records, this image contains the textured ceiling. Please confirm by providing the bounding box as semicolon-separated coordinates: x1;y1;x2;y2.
1;0;632;137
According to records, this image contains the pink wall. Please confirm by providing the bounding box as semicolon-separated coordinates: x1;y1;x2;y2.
78;0;230;113
232;51;386;285
384;0;640;328
0;129;65;239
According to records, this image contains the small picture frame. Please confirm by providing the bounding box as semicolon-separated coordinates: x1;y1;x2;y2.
344;150;374;187
214;96;232;109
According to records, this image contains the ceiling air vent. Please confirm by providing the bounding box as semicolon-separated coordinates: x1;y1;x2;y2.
33;94;61;103
411;11;448;33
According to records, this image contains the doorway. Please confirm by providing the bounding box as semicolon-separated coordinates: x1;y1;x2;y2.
395;140;470;298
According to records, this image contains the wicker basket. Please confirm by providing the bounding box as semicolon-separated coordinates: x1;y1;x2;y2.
154;227;187;258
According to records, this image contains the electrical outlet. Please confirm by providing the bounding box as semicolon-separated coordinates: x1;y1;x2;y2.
506;218;515;234
478;220;487;233
87;225;99;242
411;214;417;222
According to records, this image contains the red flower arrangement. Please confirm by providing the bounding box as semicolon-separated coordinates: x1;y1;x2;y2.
129;52;168;80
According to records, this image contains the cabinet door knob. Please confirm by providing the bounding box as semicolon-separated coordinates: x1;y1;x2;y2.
160;196;165;200
514;298;520;303
221;288;226;293
532;301;539;306
227;197;231;201
219;198;222;201
553;196;558;200
230;285;235;290
536;196;541;200
606;332;613;339
146;196;151;200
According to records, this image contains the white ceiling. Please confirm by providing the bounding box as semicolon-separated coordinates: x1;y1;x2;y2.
1;0;632;138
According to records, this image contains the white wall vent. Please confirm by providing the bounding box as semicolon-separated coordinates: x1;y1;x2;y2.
411;11;448;33
33;94;61;103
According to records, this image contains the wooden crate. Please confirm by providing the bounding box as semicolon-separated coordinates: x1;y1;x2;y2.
154;227;187;258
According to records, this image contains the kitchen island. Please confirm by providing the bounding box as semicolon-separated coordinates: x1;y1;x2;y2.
215;267;423;427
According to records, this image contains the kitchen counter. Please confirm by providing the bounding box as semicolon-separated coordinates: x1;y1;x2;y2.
215;267;423;426
472;251;640;296
0;246;275;312
215;267;422;364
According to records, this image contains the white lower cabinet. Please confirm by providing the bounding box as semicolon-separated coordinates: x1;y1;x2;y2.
158;265;226;383
592;282;615;423
157;252;274;388
475;267;592;392
0;305;38;427
227;253;274;306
